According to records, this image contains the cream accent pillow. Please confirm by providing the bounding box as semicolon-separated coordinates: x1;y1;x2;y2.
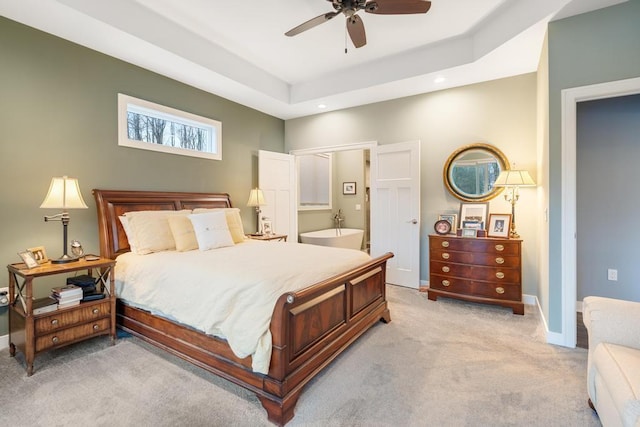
167;215;198;252
124;210;191;254
188;211;234;251
192;208;246;243
118;216;138;254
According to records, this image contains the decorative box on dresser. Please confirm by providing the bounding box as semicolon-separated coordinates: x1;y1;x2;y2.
7;257;116;375
427;234;524;315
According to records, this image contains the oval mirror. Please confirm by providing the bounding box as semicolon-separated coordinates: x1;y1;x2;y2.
443;143;509;202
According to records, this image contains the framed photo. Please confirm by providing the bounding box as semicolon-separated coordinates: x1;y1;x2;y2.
18;250;39;269
459;202;489;229
27;246;48;264
462;220;483;230
487;213;512;238
342;182;356;195
261;219;273;235
461;228;478;238
438;214;457;234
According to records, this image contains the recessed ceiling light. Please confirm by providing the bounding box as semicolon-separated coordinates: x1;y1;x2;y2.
434;76;446;84
317;104;327;109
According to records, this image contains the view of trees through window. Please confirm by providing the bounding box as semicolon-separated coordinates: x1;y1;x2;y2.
127;111;210;152
453;162;499;196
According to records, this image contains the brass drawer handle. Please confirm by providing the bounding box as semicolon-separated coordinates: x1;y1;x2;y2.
92;308;100;315
495;257;505;264
93;324;100;331
441;241;450;248
442;266;450;273
496;272;505;279
52;336;59;344
51;319;59;326
496;287;505;294
442;280;451;287
442;253;450;260
495;244;504;252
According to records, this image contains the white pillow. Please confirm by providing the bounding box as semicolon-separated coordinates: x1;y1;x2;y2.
124;210;191;254
118;216;138;254
192;208;246;243
188;211;234;251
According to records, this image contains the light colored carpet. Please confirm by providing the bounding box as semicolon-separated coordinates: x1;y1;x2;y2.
0;285;600;426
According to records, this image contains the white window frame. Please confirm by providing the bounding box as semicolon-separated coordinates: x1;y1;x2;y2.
117;93;222;160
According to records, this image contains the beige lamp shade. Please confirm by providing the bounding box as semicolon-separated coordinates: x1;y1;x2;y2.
247;188;266;207
493;170;536;187
40;176;88;209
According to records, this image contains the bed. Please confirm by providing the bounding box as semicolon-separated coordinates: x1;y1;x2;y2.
93;189;393;425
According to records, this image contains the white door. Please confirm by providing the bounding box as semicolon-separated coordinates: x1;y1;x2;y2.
371;141;421;288
258;150;296;240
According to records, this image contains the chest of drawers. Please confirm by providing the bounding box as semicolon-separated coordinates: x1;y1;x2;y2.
428;234;524;315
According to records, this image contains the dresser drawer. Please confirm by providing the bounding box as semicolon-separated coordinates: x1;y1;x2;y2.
430;236;520;255
430;260;521;283
431;249;520;268
35;301;110;334
35;318;110;352
430;274;521;301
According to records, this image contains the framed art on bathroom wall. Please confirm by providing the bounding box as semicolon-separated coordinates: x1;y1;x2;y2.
343;182;356;195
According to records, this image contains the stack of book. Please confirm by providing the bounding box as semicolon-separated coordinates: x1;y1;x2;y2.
67;275;105;302
33;297;58;315
51;284;83;309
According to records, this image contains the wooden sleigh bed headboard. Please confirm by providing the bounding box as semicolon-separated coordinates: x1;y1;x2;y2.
92;188;393;426
93;189;232;259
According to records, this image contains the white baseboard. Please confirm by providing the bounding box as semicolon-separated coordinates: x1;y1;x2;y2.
0;334;8;351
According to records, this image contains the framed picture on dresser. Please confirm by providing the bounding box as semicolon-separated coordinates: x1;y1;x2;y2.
487;214;511;238
459;202;489;229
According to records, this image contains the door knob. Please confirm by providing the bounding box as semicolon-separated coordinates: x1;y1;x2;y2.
406;219;417;224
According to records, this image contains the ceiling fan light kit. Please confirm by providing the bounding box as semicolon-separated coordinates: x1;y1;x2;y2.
285;0;432;50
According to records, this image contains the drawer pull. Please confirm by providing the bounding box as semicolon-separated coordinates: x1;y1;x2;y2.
92;308;100;315
496;287;505;294
52;336;59;344
442;266;450;273
442;280;451;287
51;319;59;326
496;272;505;279
93;324;100;331
495;244;504;252
441;241;450;248
495;257;505;264
442;253;450;260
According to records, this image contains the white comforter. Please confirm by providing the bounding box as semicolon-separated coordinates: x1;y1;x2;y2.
115;240;370;374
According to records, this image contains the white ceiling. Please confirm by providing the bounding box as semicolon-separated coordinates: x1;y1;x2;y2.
0;0;627;119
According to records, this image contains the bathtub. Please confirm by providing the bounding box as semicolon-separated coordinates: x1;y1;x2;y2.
299;228;364;250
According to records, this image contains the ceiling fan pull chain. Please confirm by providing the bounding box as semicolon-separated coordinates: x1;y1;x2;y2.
344;22;348;54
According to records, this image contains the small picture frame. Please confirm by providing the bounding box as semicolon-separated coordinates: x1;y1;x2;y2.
487;213;512;238
459;202;489;229
18;250;39;269
461;220;483;230
438;214;457;234
461;228;478;238
261;220;273;235
343;182;356;195
27;246;48;264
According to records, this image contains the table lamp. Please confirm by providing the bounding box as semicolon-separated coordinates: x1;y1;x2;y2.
493;168;535;239
246;188;266;235
40;176;88;263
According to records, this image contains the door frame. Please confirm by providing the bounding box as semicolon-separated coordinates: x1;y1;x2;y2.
560;76;640;347
289;141;378;240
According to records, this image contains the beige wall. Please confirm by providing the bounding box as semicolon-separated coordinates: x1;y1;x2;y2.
286;74;539;292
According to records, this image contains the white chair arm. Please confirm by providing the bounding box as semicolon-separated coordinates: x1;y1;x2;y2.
583;296;640;353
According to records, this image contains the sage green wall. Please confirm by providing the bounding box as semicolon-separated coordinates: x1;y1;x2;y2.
285;74;539;291
0;17;284;336
547;0;640;332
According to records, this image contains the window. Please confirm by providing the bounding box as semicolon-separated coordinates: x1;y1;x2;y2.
118;94;222;160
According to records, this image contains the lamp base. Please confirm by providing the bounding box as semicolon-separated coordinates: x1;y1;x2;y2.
51;254;79;264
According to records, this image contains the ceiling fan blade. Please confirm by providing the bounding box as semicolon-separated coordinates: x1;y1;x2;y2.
347;15;367;48
365;0;431;15
285;11;340;37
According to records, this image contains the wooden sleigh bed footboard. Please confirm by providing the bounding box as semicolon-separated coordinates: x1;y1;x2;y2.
93;189;393;426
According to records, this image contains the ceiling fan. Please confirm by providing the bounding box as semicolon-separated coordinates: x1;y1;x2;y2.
285;0;432;49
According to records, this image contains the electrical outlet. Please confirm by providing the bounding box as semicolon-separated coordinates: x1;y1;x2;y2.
607;269;618;281
0;286;8;294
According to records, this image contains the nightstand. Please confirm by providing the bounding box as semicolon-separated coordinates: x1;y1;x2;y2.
7;256;116;375
247;234;288;242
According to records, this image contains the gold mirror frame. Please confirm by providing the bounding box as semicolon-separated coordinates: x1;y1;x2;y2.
443;143;509;202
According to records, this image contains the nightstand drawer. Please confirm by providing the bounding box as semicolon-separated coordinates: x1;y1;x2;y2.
35;318;110;352
35;301;110;334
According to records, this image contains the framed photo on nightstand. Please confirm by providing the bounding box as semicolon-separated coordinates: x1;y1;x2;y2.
18;250;39;269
